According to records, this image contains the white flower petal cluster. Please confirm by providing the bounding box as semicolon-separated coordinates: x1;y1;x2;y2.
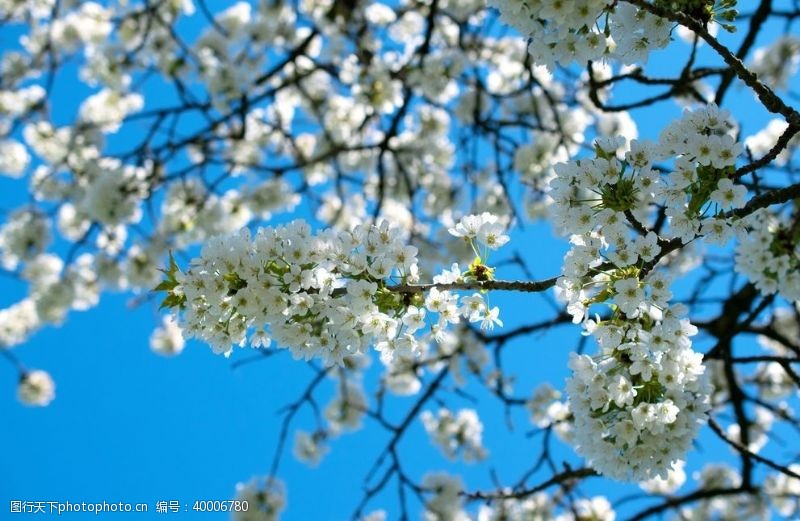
657;104;741;167
0;85;45;117
734;209;800;301
149;315;185;357
20;2;113;55
0;299;41;348
488;0;674;69
434;327;492;389
292;430;328;467
78;89;144;133
82;161;149;226
422;473;468;521
174;220;417;361
639;459;686;494
725;405;773;454
749;35;800;90
382;349;424;396
566;302;711;481
242;179;301;220
566;497;615;521
232;476;286;521
22;121;77;165
0;210;51;270
155;178;289;251
23;254;63;290
755;305;800;400
753;358;797;400
17;369;55;406
526;383;572;439
170;218;508;362
0;139;30;177
0;0;54;21
543;107;747;481
13;252;100;328
448;212;510;251
325;379;367;434
764;465;800;518
551;106;744;254
421;408;487;462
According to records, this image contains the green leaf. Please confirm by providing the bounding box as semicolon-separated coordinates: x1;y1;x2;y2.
153;280;177;292
158;293;186;311
154;251;186;309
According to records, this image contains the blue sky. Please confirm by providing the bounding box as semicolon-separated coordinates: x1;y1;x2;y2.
1;1;799;519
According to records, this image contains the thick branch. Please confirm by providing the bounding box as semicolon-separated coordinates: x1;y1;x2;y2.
463;467;598;501
727;182;800;219
735;123;800;179
387;277;559;294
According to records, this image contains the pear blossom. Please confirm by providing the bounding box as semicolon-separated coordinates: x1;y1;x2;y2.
17;370;55;406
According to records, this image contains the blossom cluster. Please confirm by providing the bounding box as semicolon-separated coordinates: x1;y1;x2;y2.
0;298;40;349
421;408;487;462
526;383;572;440
17;370;56;407
551;105;744;253
422;473;466;521
0;227;100;346
543;106;751;480
0;0;797;514
734;209;800;301
549;105;748;324
566;303;711;481
161;216;508;363
749;35;800;90
325;378;368;435
765;464;800;518
0;210;50;270
487;0;667;69
755;305;800;400
379;324;491;401
293;430;329;467
149;316;186;357
639;459;687;494
0;0;583;409
232;476;286;521
489;0;741;69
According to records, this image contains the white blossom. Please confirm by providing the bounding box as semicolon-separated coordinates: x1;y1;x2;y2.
18;370;55;406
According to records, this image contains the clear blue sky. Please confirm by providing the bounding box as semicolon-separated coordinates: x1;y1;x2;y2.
1;1;798;519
